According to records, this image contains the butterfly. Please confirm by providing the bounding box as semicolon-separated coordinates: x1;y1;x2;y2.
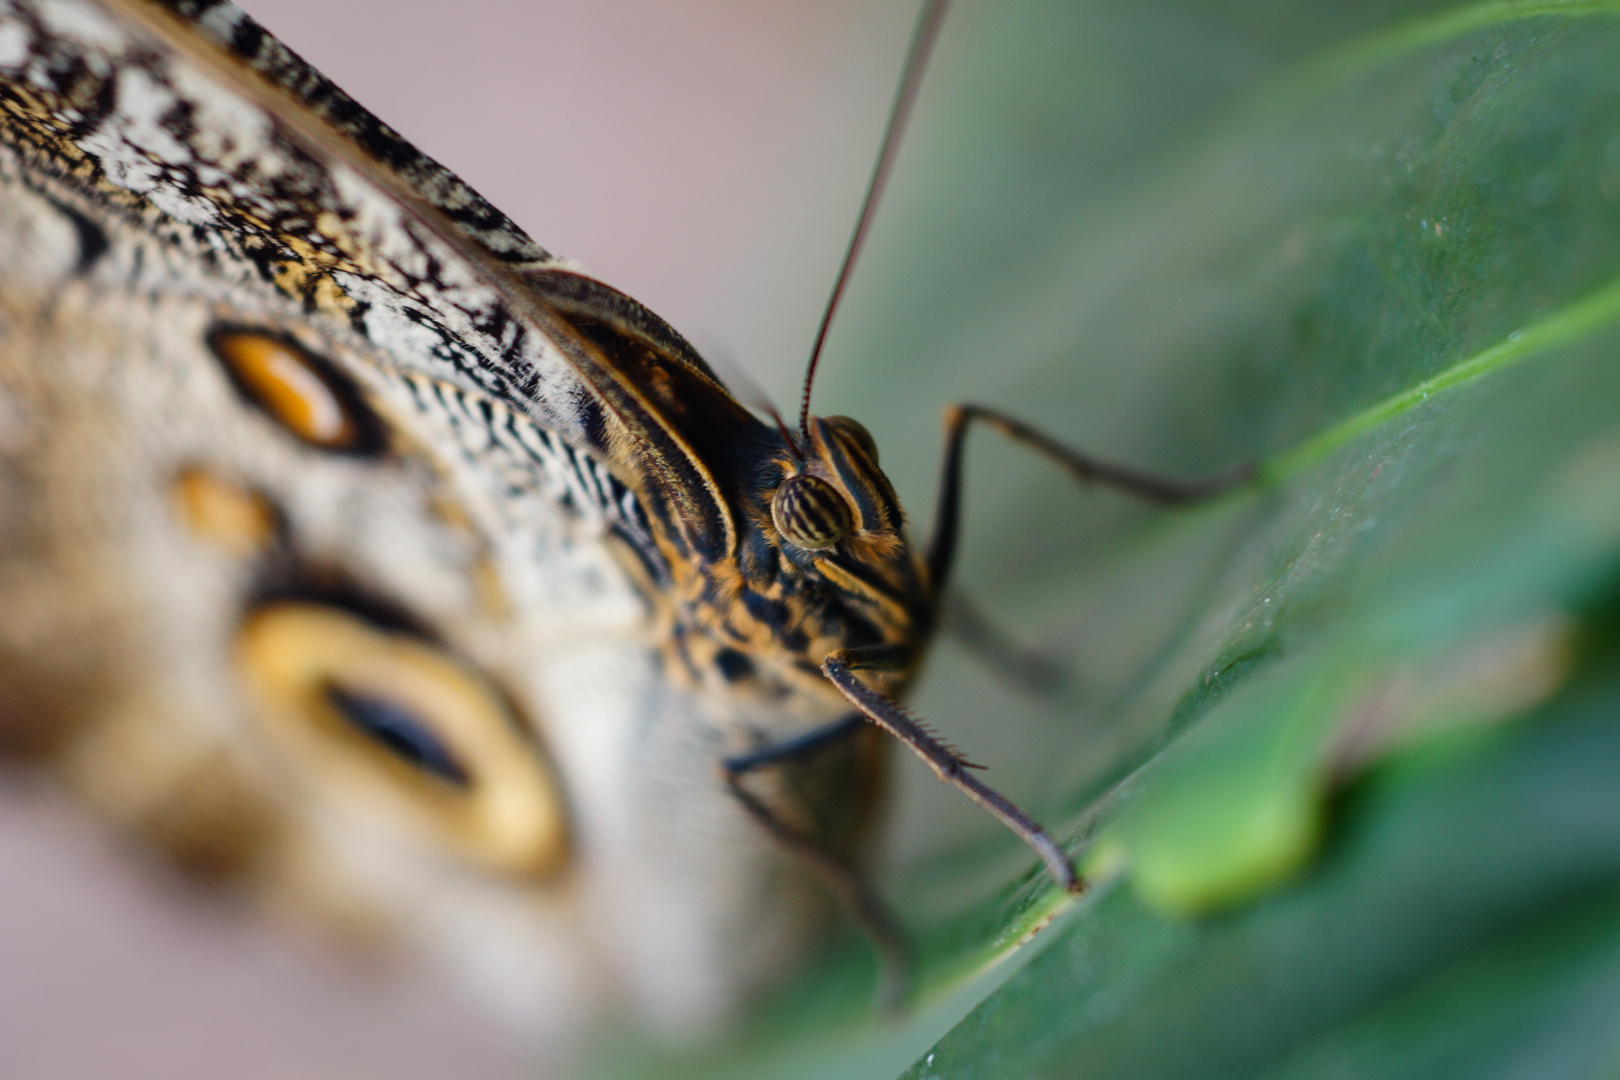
0;0;1246;1049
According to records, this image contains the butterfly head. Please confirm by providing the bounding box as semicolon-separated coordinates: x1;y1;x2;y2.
719;411;933;692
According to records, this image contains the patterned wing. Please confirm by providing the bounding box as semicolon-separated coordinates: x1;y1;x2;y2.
0;0;834;1038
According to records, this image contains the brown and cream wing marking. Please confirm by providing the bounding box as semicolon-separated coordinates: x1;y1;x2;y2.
0;0;843;1037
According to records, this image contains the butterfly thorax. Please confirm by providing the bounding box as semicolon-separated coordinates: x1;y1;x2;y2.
525;271;934;725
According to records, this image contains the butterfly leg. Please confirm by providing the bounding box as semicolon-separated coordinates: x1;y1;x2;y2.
821;645;1081;894
722;717;913;1012
925;402;1255;589
941;589;1067;696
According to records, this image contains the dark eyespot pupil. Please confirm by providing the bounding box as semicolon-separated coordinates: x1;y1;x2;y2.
772;474;852;551
207;325;385;456
324;683;471;788
714;648;754;682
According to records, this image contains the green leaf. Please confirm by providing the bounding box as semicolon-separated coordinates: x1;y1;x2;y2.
589;1;1620;1077
904;678;1620;1080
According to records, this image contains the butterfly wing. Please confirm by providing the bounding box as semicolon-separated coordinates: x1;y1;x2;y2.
0;0;844;1035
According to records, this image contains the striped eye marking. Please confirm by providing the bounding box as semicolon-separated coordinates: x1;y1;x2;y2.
207;326;385;455
771;473;853;551
236;603;568;875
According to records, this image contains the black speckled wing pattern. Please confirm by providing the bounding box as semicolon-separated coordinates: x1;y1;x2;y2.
0;0;846;1042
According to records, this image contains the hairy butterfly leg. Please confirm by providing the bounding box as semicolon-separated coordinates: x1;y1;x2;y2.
820;645;1080;893
873;404;1253;891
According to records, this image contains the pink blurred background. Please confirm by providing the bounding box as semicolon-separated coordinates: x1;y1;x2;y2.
0;2;915;1076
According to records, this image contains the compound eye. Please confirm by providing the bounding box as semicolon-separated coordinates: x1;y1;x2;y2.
771;473;852;551
822;415;879;465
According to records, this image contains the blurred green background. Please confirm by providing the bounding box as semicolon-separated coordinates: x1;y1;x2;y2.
600;1;1620;1077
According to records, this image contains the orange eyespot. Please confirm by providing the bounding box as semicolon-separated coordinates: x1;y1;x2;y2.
772;473;853;551
236;603;568;875
822;415;879;465
170;467;279;556
208;326;384;455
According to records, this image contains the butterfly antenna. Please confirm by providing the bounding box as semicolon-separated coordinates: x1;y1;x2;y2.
798;0;952;439
763;400;803;459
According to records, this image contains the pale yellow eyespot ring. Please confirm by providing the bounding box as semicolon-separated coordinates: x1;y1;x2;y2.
236;603;567;876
